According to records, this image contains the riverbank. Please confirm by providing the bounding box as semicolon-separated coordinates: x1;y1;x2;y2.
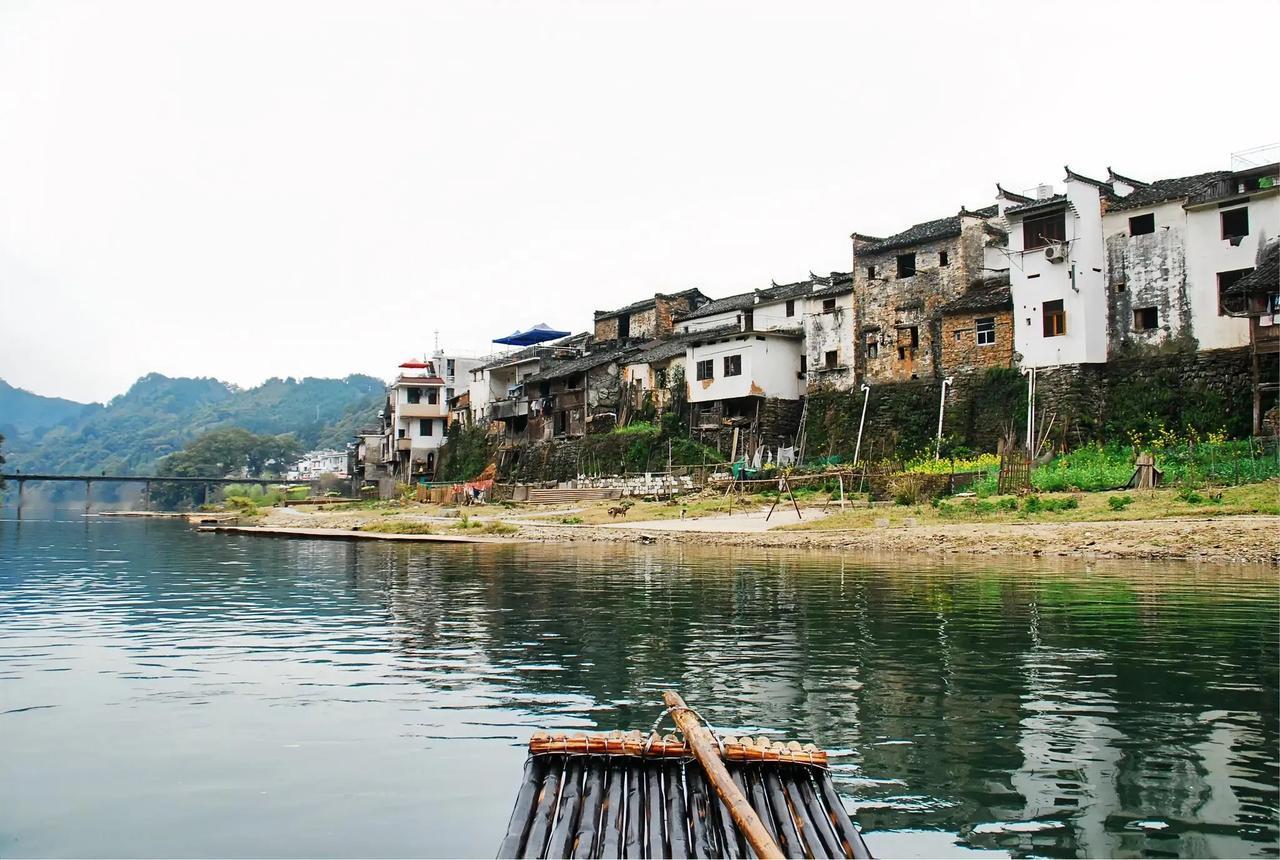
242;481;1279;565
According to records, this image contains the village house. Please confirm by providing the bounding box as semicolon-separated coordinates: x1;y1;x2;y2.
593;289;709;343
800;273;856;390
851;206;1006;383
999;169;1110;369
684;326;805;442
1222;239;1280;434
520;346;631;439
1182;161;1279;352
1100;169;1228;354
468;334;589;445
939;273;1015;375
385;357;450;480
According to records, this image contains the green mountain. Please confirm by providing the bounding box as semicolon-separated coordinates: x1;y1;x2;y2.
2;373;385;476
0;379;100;440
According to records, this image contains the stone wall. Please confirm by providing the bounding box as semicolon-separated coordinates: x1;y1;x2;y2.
1105;208;1191;356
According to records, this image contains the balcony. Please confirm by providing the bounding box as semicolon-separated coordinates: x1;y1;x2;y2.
396;438;412;451
397;402;446;418
1187;170;1278;206
489;398;530;421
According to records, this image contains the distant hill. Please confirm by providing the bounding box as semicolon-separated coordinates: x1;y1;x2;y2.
0;379;100;440
1;373;385;476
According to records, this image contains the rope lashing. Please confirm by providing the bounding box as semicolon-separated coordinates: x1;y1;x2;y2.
646;703;726;755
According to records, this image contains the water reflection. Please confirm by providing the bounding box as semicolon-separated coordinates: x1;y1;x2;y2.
0;515;1276;858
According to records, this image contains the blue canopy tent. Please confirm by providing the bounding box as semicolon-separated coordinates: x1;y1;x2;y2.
493;323;571;346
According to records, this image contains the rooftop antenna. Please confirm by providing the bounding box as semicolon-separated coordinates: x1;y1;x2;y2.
433;329;440;352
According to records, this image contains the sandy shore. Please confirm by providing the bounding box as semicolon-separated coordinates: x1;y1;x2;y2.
254;505;1279;565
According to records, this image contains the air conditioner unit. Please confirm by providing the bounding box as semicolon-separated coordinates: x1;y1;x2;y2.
1045;244;1067;263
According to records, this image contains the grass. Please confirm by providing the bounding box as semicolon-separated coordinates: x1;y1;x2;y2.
449;519;518;535
356;520;436;535
783;480;1278;531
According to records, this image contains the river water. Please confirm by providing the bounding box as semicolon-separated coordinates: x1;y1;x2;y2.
0;514;1276;859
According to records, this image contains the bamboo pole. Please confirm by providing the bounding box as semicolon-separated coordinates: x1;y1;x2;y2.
663;691;784;859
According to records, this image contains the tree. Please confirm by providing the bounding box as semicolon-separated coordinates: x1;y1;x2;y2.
152;427;304;508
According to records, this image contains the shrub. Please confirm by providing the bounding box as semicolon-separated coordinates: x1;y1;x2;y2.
1022;495;1078;514
1107;495;1134;511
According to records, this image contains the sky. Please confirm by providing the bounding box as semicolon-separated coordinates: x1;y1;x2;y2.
1;0;1276;404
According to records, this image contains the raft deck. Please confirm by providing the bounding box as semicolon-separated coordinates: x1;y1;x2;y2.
499;730;872;859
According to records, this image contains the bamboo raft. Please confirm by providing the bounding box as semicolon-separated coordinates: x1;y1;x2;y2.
498;692;872;859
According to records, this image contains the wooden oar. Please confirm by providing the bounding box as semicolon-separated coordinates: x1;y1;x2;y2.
662;691;784;859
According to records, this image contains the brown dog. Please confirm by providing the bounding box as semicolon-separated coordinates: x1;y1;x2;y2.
607;505;628;518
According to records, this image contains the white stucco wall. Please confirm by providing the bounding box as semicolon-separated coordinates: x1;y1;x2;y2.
802;291;855;389
751;297;805;332
1184;191;1277;350
686;334;803;402
1102;199;1189;349
1009;180;1108;368
677;308;747;334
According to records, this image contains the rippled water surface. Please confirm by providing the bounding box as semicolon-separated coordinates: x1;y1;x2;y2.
1;515;1277;858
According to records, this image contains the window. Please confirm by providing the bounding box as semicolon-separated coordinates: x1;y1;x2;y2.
897;253;917;278
1217;268;1254;315
419;419;433;436
1221;207;1249;240
799;354;807;373
695;359;714;381
617;314;631;339
939;250;949;267
1023;212;1066;249
785;299;795;317
824;350;838;370
976;316;996;346
446;359;456;377
864;334;878;359
426;388;439;405
446;387;454;402
1129;213;1155;236
743;310;754;330
407;387;422;404
866;265;876;279
954;329;965;342
897;326;918;360
822;298;836;313
1133;307;1159;331
1042;300;1066;337
723;354;742;377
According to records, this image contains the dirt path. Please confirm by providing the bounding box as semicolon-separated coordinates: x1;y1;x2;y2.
255;506;1278;565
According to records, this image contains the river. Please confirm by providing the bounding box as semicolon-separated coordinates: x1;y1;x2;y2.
1;514;1276;858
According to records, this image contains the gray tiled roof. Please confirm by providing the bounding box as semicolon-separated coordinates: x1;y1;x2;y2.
1105;170;1231;212
1004;194;1068;217
1223;242;1279;298
854;206;997;256
675;291;755;321
940;277;1013;315
625;325;740;364
522;347;632;384
594;288;707;320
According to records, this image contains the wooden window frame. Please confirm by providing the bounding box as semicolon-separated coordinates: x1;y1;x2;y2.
1042;300;1066;337
723;354;742;377
695;359;714;381
1023;212;1066;250
975;316;996;346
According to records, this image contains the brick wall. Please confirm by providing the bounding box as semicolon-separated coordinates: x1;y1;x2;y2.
941;309;1015;375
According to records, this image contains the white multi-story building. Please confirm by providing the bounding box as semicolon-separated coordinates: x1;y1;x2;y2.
287;449;348;480
999;169;1110;369
384;351;484;481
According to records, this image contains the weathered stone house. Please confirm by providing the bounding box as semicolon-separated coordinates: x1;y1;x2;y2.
851;207;1005;383
593;289;709;343
522;347;631;439
940;275;1015;375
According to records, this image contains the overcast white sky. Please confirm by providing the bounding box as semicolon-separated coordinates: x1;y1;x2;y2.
1;0;1275;403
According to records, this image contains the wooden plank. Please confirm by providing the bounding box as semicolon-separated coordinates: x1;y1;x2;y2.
662;691;783;859
623;761;645;858
791;768;843;859
645;763;667;858
761;768;805;858
665;762;691;858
